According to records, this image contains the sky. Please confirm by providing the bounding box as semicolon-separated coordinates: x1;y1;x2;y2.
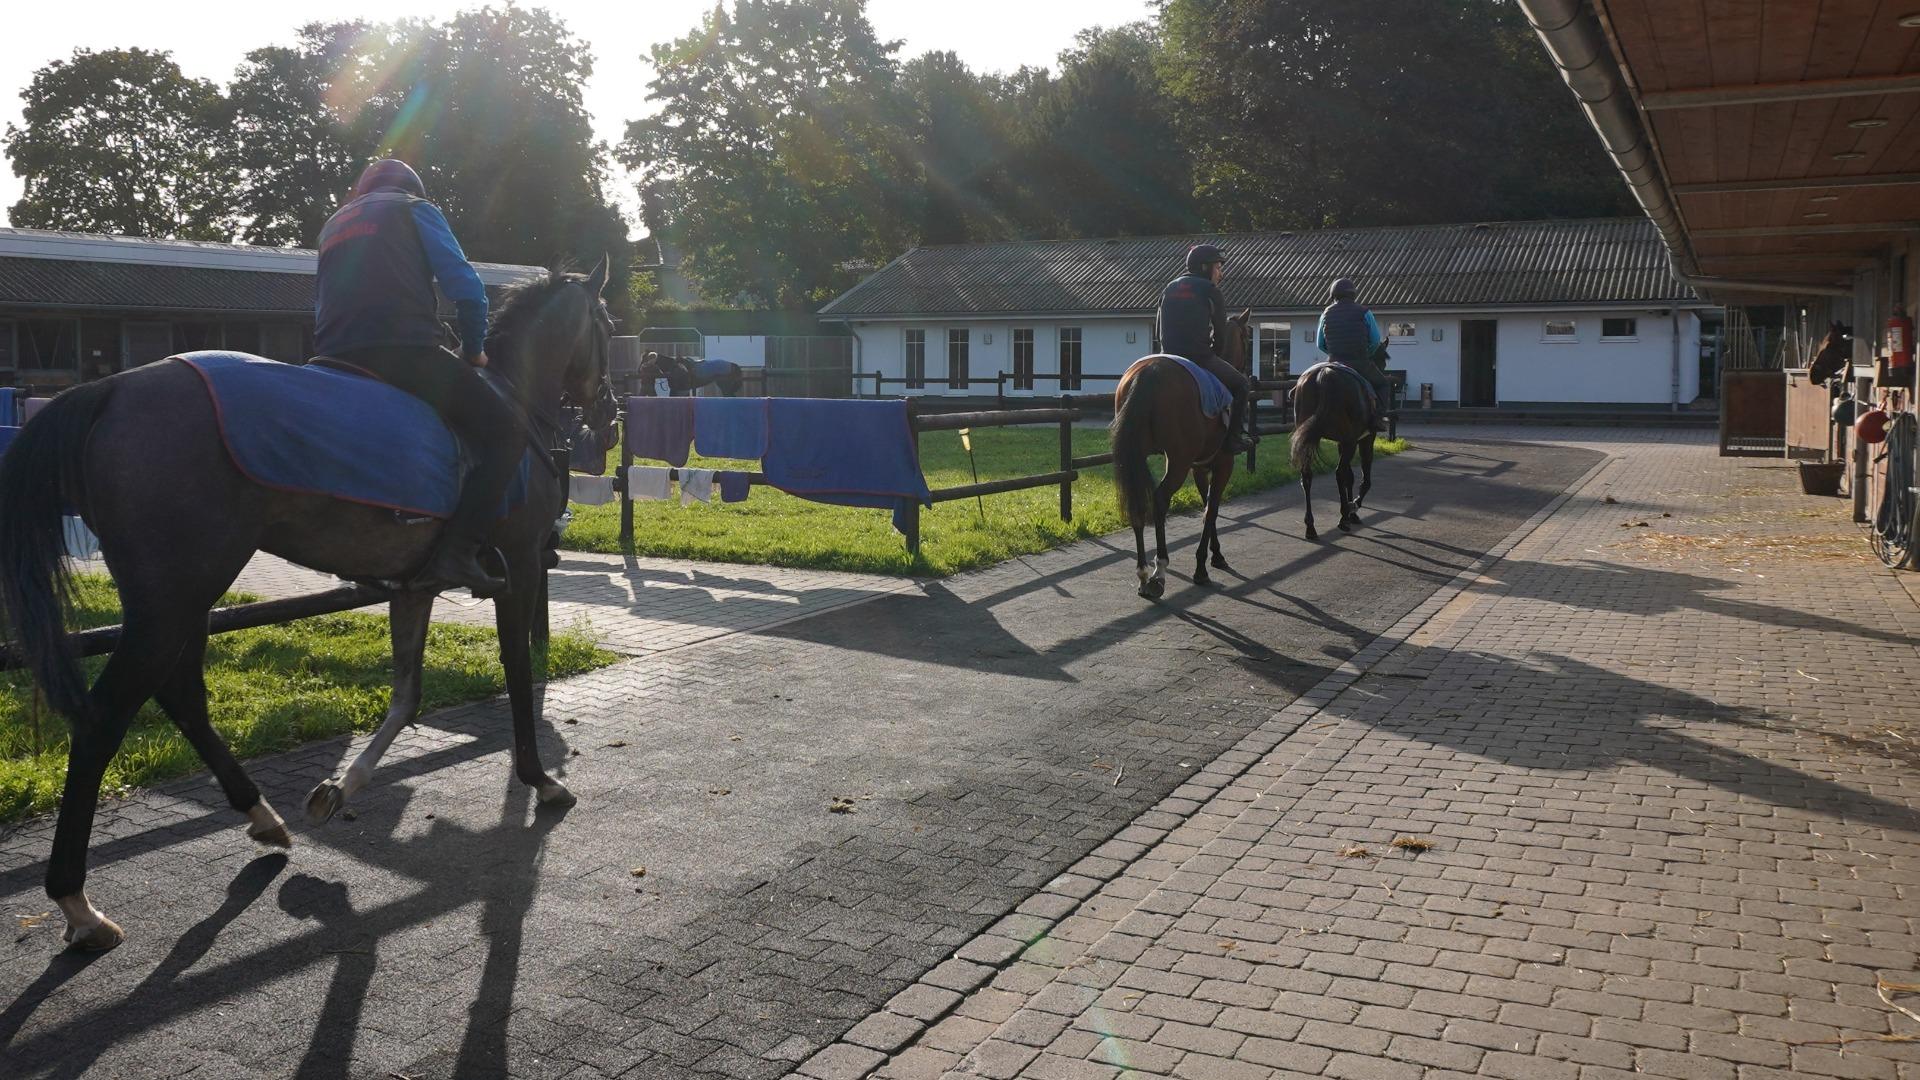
0;0;1155;231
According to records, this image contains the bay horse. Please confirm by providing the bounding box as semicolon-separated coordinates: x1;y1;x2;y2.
1809;321;1852;387
1110;310;1252;599
637;353;744;397
1290;342;1384;540
0;260;618;951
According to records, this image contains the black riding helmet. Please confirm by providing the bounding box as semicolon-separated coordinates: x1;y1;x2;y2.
1186;243;1226;275
353;158;426;199
1329;277;1359;301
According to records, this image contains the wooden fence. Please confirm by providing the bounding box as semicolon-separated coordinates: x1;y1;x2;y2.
1784;368;1837;461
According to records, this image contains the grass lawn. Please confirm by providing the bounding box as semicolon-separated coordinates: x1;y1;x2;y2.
561;426;1409;576
0;575;617;824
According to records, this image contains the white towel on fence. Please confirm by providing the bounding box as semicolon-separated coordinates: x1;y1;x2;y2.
568;474;616;505
61;516;99;560
627;466;672;501
679;468;714;506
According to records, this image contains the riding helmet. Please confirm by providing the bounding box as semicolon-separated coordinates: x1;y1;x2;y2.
353;158;427;199
1329;277;1359;301
1186;243;1226;275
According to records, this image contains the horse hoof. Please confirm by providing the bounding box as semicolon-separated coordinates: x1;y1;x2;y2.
1339;519;1354;533
62;915;125;952
1305;528;1318;541
1194;570;1211;587
536;781;577;808
1210;555;1230;571
247;801;292;849
305;780;344;825
1141;577;1165;600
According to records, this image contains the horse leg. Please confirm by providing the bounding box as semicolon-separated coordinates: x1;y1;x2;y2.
1146;462;1185;597
1301;466;1317;541
155;629;286;848
306;590;435;824
1192;468;1214;586
1208;465;1232;572
1134;517;1151;596
1337;441;1359;531
1356;435;1375;510
497;549;574;806
47;623;190;950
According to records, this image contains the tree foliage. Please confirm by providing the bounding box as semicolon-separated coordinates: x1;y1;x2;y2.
620;0;913;308
5;49;237;239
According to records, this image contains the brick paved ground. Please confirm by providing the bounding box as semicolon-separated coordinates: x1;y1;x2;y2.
0;434;1597;1079
78;549;917;658
825;430;1920;1080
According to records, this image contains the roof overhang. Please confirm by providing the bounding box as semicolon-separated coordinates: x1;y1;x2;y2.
1519;0;1920;301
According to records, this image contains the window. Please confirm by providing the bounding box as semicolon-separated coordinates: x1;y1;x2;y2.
1601;317;1638;341
19;318;79;373
1058;327;1083;391
1012;328;1035;391
1258;322;1292;380
1543;318;1579;342
905;329;926;390
947;328;969;389
1386;321;1418;341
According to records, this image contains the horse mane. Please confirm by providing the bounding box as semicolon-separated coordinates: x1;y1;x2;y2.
483;265;585;381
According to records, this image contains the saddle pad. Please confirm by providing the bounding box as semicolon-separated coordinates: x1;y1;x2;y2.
1300;360;1378;411
1129;355;1233;419
179;351;526;519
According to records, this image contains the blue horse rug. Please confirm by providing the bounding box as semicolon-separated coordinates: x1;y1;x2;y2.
179;352;527;519
1129;355;1233;419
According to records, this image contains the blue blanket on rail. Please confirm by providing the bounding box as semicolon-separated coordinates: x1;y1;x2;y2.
762;398;931;535
1132;355;1233;419
180;351;527;519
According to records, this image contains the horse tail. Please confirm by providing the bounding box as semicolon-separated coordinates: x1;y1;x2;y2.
1110;363;1161;529
0;380;115;720
1291;371;1329;475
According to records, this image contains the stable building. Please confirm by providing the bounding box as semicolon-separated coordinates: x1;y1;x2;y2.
819;217;1718;411
0;227;546;389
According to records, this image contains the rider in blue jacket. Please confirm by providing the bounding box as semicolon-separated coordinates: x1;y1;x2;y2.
1316;277;1392;431
1157;244;1252;453
314;159;520;598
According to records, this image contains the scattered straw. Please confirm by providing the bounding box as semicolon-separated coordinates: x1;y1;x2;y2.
1340;845;1374;859
1390;836;1434;853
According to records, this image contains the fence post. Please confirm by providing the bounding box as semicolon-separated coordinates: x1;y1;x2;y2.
1853;374;1873;522
619;408;634;548
1059;394;1075;522
905;400;922;553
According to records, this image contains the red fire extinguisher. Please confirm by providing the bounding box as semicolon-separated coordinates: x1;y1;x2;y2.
1890;304;1914;373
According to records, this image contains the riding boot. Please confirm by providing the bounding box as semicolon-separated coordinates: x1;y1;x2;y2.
1223;394;1252;453
411;522;509;599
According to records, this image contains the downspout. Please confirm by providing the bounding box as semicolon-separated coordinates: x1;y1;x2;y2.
1670;310;1681;411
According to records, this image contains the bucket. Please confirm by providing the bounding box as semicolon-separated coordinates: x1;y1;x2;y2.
1797;461;1845;496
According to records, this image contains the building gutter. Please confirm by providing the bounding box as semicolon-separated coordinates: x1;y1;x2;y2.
1675;275;1856;298
1518;0;1697;277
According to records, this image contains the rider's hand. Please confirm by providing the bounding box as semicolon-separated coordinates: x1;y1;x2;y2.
469;351;489;369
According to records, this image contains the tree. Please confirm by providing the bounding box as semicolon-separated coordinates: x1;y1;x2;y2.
1156;0;1633;230
224;24;379;246
896;52;1020;245
5;48;237;239
621;0;915;308
1022;25;1198;239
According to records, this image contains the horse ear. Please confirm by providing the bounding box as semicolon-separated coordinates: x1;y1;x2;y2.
1241;308;1252;321
586;253;610;296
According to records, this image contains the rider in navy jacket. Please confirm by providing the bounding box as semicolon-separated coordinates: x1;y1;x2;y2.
1316;278;1392;431
314;159;520;598
1156;244;1252;453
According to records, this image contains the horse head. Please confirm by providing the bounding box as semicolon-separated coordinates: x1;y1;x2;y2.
1811;320;1854;386
485;256;619;475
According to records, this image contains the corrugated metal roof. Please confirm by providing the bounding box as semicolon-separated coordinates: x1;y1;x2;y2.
819;217;1701;318
0;256;316;313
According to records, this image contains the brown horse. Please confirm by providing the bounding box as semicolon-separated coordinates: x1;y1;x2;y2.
1290;346;1382;540
1809;321;1853;386
1110;311;1252;599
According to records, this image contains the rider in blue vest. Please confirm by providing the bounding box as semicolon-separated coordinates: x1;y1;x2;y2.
1315;277;1392;431
1157;244;1252;453
314;159;520;598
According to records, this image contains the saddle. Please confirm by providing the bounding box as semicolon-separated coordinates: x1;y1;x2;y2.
1300;360;1380;417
